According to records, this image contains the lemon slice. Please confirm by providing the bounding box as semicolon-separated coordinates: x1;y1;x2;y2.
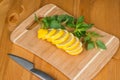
51;29;64;41
56;33;75;49
45;29;56;38
38;29;48;39
64;38;82;50
53;30;69;44
46;29;57;42
66;45;83;55
66;43;82;52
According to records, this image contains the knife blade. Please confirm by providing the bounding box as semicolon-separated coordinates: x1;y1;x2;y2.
8;54;54;80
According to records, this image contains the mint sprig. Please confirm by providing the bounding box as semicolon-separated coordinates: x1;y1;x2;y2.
34;14;106;50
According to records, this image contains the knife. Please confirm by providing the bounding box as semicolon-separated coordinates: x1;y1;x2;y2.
8;54;54;80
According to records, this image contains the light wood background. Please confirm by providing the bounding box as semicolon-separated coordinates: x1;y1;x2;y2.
0;0;120;80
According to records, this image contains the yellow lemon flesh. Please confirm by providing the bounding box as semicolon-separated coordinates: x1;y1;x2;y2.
64;38;82;50
67;47;83;55
45;29;57;41
56;33;75;49
38;29;83;55
53;30;69;44
38;29;48;39
51;29;64;42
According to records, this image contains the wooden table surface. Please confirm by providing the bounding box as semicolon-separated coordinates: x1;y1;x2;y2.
0;0;120;80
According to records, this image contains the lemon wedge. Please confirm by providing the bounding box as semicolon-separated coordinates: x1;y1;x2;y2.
53;30;69;44
56;33;75;49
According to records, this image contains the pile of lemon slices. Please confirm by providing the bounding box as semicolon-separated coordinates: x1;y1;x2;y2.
38;29;83;55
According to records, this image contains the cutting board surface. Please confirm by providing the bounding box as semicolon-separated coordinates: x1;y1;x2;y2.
10;4;119;80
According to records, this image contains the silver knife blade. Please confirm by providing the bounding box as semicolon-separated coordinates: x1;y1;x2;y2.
8;54;34;70
8;54;54;80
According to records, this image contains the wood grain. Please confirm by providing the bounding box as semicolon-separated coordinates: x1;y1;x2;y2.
0;0;120;80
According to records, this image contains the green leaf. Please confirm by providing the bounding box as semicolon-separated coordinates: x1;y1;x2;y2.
88;32;103;38
50;15;58;20
77;16;84;24
34;14;43;27
73;29;86;38
76;23;83;29
42;17;50;29
50;20;62;29
66;22;75;28
81;23;89;27
87;41;95;50
67;16;74;23
84;36;91;43
96;40;106;49
34;14;39;22
64;16;75;28
73;30;82;38
34;14;41;24
57;14;66;22
60;25;66;29
88;24;94;28
81;23;93;29
76;23;93;31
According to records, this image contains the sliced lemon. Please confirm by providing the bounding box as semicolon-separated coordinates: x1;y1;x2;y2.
64;38;82;50
38;29;48;39
38;28;83;55
46;29;57;42
56;33;75;49
66;43;82;52
45;29;56;38
51;29;64;42
66;46;83;55
53;30;70;44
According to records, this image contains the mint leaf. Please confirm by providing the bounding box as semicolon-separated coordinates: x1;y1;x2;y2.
81;23;88;27
50;20;62;29
34;14;43;28
42;17;51;29
84;36;91;43
66;22;75;28
73;30;82;38
34;14;39;22
87;32;102;38
88;24;94;28
87;41;95;50
96;40;106;49
66;16;75;28
80;23;93;29
82;23;93;29
77;16;84;24
76;23;83;29
76;23;93;32
57;14;66;22
50;15;58;20
73;29;86;38
34;14;41;24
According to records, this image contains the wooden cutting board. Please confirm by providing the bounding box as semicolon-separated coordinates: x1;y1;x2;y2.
10;4;119;80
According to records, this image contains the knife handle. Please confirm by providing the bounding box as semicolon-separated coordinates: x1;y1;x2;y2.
30;68;54;80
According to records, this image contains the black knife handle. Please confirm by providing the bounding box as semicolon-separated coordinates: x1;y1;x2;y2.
30;68;54;80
